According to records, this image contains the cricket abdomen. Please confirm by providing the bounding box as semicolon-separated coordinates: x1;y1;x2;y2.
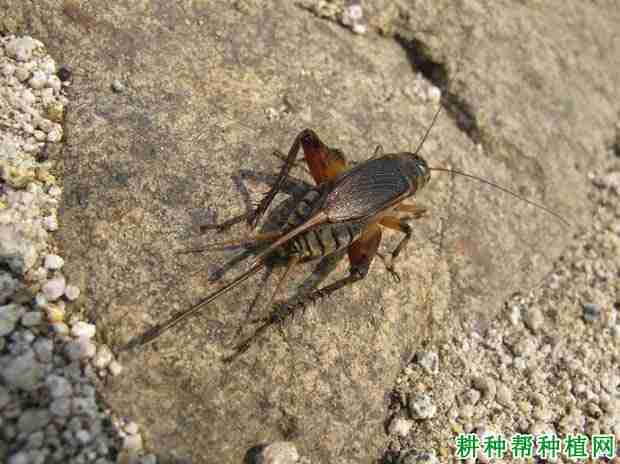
280;186;364;261
289;222;365;261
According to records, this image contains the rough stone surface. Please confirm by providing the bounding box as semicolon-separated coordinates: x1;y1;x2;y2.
3;1;619;463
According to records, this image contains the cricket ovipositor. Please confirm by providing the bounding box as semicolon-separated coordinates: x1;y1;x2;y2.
121;107;569;357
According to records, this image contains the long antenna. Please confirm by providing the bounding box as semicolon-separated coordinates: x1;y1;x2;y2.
429;167;570;227
414;106;442;155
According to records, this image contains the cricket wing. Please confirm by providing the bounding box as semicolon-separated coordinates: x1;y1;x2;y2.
323;156;412;222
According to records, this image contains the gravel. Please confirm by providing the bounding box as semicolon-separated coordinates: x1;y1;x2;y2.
0;35;150;464
383;129;620;461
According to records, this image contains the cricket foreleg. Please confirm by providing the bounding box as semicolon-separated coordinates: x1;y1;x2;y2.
395;201;428;218
378;216;413;281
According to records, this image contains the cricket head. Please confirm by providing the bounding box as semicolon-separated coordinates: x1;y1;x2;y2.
396;152;431;192
411;153;431;189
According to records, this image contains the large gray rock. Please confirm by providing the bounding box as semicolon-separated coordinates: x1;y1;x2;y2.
5;1;618;462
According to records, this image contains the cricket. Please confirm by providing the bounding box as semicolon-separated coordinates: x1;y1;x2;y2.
122;108;568;356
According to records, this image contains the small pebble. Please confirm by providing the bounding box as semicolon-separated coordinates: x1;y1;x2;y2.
50;321;69;334
256;441;299;464
71;321;96;339
6;36;39;61
388;416;413;437
524;306;544;332
21;310;43;327
64;284;80;301
496;383;513;408
0;303;24;336
75;429;92;445
409;394;437;419
64;337;96;360
92;344;114;369
8;452;29;464
108;360;123;376
44;254;64;270
42;275;66;301
42;215;58;231
582;302;602;322
427;86;442;103
28;70;47;89
45;304;65;323
416;351;439;374
32;337;53;363
124;421;139;435
1;350;44;391
122;433;143;453
111;79;125;93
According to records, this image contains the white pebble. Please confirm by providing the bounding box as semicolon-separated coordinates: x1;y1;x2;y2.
34;130;47;141
108;360;123;376
258;441;299;464
71;321;96;339
92;344;114;369
2;62;15;76
42;275;66;301
44;254;64;270
48;185;62;197
8;452;29;464
28;70;47;89
416;351;439;374
21;310;43;327
15;66;30;82
409;394;437;419
352;23;367;35
42;215;58;231
122;433;143;453
6;36;39;61
124;421;139;435
64;337;96;361
47;127;63;143
64;285;80;301
75;429;91;445
389;416;414;437
428;86;442;103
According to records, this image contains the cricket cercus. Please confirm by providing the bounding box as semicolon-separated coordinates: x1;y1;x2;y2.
122;108;568;357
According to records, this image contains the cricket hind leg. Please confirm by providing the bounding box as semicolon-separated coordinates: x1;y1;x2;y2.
249;129;348;229
175;231;282;254
223;225;382;362
279;222;382;312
